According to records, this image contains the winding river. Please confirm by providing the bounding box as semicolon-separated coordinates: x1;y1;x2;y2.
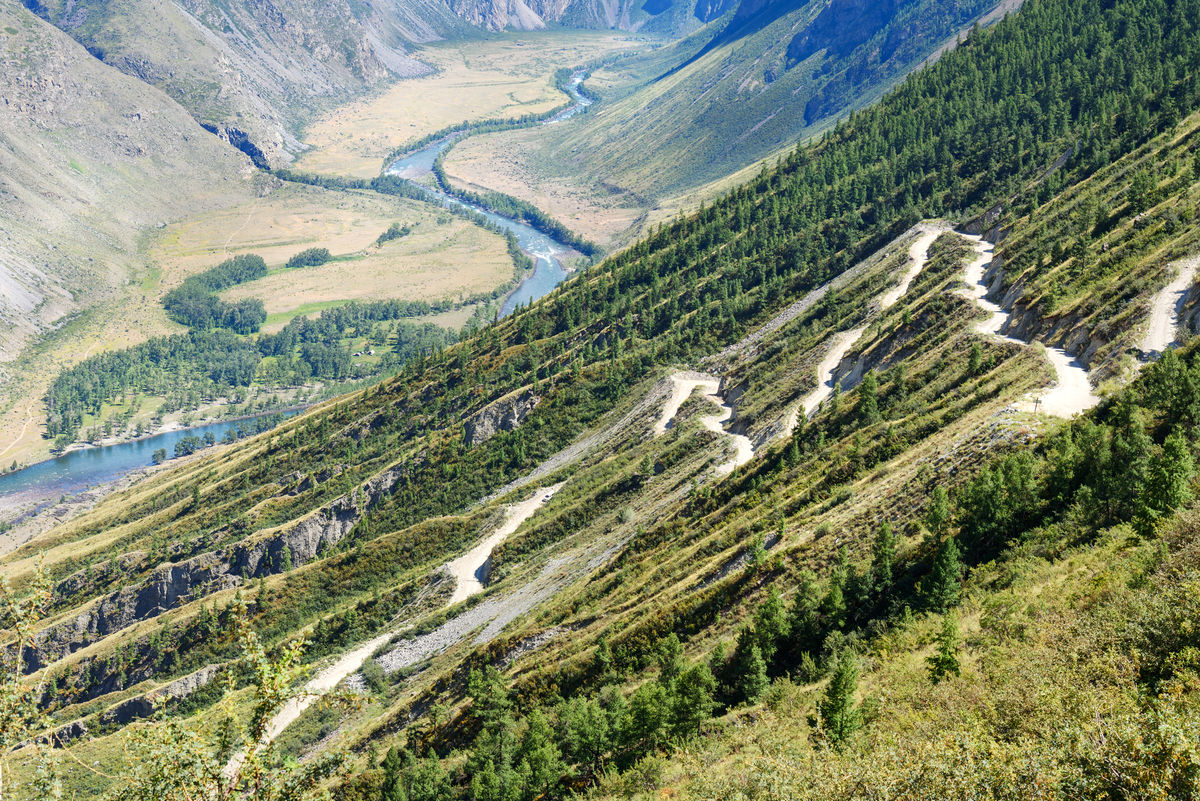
387;71;594;317
0;73;596;505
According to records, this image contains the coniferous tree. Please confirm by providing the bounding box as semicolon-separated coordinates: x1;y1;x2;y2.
708;640;731;700
820;548;849;629
1107;408;1154;521
1137;430;1196;534
738;643;769;705
968;341;983;375
820;651;861;747
927;614;961;684
467;666;512;736
870;520;897;597
753;588;789;667
857;371;880;425
1128;169;1155;213
619;682;670;760
669;663;717;739
592;636;616;685
556;695;610;781
924;485;951;539
379;747;408;801
516;709;563;801
786;571;822;660
785;435;801;467
924;537;963;612
845;560;871;620
657;633;685;684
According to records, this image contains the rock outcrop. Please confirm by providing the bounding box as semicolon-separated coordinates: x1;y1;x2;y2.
25;0;456;165
0;3;250;362
464;388;541;446
101;664;222;725
26;463;407;671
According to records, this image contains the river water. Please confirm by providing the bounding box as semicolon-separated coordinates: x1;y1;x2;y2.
387;71;593;317
0;412;295;504
0;73;594;506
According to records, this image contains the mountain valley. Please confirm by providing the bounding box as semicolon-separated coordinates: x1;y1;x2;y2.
1;0;1200;799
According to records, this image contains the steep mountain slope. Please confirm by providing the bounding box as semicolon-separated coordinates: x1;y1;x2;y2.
0;0;251;363
23;0;470;166
442;0;1014;249
442;0;691;32
6;0;1200;798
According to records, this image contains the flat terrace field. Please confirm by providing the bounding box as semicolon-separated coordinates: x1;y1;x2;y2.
221;218;512;332
152;181;512;327
442;127;649;251
292;31;647;179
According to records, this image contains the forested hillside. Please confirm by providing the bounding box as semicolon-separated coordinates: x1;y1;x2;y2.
3;0;1200;798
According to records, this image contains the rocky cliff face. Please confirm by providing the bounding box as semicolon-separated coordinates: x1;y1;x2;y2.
444;0;648;31
786;0;906;64
25;462;407;671
464;388;541;445
101;664;221;725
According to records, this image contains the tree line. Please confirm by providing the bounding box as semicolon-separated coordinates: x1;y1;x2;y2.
161;254;268;333
44;302;457;445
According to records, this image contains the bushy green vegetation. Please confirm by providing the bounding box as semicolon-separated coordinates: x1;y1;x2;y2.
285;247;332;270
43;302;456;445
376;223;413;245
162;291;266;334
172;254;268;292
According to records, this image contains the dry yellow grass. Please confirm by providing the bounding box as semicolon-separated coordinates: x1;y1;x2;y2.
156;181;515;328
293;32;645;178
0;285;183;470
151;183;413;277
0;182;505;469
443;128;792;252
222;217;511;324
443;127;649;250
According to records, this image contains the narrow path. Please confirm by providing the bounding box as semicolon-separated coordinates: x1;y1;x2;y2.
221;195;263;258
959;236;1024;341
231;484;565;771
697;401;754;475
0;400;36;460
1140;254;1199;359
880;223;948;308
447;482;564;604
654;373;719;436
794;222;946;425
655;373;753;474
959;234;1099;418
798;326;869;419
